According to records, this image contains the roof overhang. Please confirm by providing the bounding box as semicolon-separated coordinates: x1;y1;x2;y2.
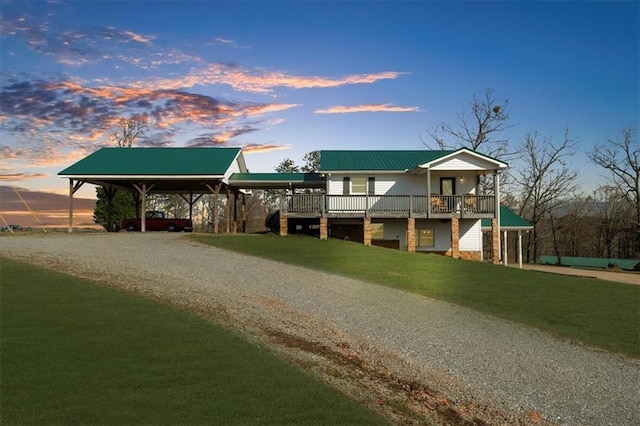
228;173;326;189
60;175;228;194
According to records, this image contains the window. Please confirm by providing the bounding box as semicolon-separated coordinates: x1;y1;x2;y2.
343;177;350;195
351;177;367;194
371;223;384;239
368;177;375;195
418;229;434;247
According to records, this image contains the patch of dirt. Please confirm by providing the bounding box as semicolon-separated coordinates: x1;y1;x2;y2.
258;328;553;426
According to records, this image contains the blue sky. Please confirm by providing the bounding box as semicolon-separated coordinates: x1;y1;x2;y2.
1;0;638;200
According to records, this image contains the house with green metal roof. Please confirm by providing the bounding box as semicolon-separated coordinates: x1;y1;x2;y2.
278;148;509;263
60;146;518;264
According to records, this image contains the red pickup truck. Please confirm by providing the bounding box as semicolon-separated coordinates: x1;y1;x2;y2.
121;211;193;232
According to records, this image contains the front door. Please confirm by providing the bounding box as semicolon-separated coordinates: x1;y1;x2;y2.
440;177;455;195
440;178;455;212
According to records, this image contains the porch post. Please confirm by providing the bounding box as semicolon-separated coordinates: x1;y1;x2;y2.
503;230;508;266
68;179;74;233
518;230;523;269
427;172;432;218
363;217;371;246
451;217;460;259
494;171;501;261
407;217;416;253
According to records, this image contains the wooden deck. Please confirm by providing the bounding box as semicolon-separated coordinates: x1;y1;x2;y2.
281;194;496;219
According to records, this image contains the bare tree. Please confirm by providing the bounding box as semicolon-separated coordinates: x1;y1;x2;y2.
593;186;634;258
111;118;146;148
428;88;514;159
514;129;579;262
589;124;639;252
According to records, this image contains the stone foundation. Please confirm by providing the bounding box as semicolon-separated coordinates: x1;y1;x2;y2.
319;217;328;240
406;218;416;253
451;217;460;259
492;217;499;264
363;218;371;246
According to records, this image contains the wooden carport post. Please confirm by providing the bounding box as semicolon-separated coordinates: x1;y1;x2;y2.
68;179;84;234
133;183;154;232
204;183;221;233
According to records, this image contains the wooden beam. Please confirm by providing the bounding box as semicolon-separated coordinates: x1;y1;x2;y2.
225;188;231;234
204;183;221;233
133;183;154;232
68;179;85;234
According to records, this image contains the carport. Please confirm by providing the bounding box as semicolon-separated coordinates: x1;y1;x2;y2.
59;147;248;233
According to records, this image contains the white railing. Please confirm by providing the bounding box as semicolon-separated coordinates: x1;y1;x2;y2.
282;194;495;217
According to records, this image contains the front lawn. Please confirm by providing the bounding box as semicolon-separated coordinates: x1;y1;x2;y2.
0;257;387;425
191;234;640;358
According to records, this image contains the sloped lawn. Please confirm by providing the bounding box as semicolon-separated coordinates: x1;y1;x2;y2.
0;257;387;425
191;233;640;358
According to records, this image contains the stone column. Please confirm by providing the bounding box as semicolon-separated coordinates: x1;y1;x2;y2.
320;217;328;240
492;217;499;264
407;217;416;253
279;215;288;237
363;217;371;246
451;217;460;258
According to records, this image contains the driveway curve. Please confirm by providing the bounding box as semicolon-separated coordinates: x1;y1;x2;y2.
1;233;638;425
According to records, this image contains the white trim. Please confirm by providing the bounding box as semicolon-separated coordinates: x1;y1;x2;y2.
417;148;508;170
59;174;224;179
319;170;403;174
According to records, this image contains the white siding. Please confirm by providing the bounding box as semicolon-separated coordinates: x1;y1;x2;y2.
380;220;407;250
328;173;427;195
459;219;481;251
415;220;451;252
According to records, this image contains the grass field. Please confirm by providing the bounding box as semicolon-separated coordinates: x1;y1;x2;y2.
0;257;387;425
191;233;640;358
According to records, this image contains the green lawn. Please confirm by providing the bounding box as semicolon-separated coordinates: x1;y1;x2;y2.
0;257;387;425
191;233;640;358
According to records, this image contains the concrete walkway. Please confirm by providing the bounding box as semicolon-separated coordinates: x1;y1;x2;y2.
511;263;640;286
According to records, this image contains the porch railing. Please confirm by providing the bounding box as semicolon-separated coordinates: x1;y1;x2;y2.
282;194;495;217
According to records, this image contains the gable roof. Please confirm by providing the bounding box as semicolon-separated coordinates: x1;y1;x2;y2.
320;148;506;172
481;206;533;230
59;147;244;177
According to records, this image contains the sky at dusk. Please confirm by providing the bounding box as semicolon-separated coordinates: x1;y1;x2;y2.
1;0;638;207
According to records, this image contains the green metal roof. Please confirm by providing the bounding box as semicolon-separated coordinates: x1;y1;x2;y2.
320;150;456;171
230;173;323;182
59;147;242;176
229;173;325;189
481;206;533;229
537;256;639;271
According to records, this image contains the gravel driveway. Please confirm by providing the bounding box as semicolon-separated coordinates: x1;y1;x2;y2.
2;233;638;425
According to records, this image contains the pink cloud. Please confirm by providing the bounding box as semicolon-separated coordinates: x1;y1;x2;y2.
136;64;406;94
314;103;421;114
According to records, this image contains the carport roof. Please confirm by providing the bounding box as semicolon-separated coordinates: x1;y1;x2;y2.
59;147;242;176
58;147;246;193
